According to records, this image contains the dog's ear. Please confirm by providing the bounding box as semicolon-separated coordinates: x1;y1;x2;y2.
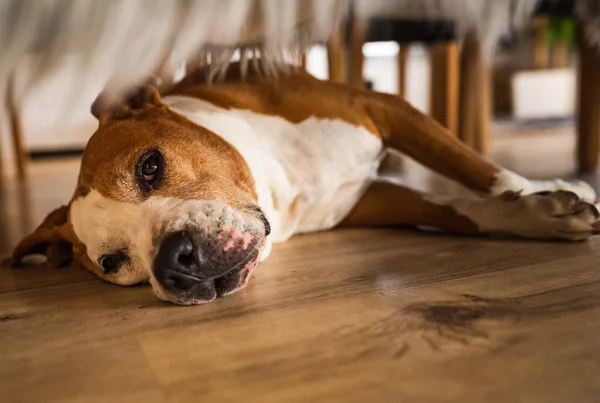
91;77;163;124
11;205;76;269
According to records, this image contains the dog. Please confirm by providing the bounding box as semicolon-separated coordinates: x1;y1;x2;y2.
10;65;600;305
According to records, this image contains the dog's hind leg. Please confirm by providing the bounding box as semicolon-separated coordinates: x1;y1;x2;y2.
362;91;596;202
340;181;600;241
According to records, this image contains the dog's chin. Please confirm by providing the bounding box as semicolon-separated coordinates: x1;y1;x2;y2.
152;252;260;305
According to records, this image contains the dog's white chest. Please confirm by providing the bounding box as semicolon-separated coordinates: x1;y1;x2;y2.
164;95;383;243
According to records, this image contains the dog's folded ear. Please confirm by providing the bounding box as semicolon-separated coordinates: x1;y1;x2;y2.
11;205;76;269
91;77;164;124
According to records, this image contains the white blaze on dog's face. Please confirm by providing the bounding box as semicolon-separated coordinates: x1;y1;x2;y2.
12;85;271;305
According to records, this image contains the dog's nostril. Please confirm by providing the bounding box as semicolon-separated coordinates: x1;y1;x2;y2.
178;252;194;268
154;232;203;291
159;231;195;268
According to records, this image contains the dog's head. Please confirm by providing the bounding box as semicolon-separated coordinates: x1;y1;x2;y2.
11;82;271;305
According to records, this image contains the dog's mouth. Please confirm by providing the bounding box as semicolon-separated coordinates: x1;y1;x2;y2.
214;247;260;296
147;201;270;305
151;227;264;305
173;245;259;290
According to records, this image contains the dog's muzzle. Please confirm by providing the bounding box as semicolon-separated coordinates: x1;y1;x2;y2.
153;230;260;303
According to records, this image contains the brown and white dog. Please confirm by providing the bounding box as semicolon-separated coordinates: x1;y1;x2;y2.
11;66;600;305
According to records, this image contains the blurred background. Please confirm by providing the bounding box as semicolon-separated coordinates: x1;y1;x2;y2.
0;0;597;181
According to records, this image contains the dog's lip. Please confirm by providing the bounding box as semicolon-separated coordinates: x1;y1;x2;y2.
213;247;259;289
229;244;260;271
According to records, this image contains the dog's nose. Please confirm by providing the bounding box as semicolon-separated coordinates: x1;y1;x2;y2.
154;232;199;291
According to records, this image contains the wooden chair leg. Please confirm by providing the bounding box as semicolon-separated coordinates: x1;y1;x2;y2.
397;44;410;98
476;65;492;154
0;174;9;253
551;40;569;68
458;32;491;155
532;16;550;69
576;29;600;173
349;19;367;88
0;125;4;180
6;73;28;180
327;22;347;83
429;41;460;135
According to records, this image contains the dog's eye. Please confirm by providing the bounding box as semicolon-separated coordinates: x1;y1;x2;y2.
142;155;158;181
136;150;164;191
99;252;127;274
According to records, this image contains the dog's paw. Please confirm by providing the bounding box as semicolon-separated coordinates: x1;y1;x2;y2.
490;190;600;241
526;179;597;204
493;170;597;204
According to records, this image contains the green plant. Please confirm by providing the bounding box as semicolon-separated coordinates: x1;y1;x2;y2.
545;18;577;46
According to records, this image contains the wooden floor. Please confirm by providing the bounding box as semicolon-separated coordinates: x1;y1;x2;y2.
2;125;600;402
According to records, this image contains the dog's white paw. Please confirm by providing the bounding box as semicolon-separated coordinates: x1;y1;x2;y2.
492;170;597;204
526;179;596;204
492;190;600;241
456;190;600;241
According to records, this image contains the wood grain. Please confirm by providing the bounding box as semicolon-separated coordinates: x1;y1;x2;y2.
2;129;600;402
